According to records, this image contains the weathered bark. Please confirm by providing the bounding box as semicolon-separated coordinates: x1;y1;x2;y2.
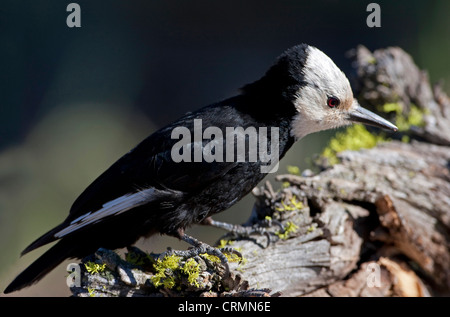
259;139;450;296
349;45;450;146
71;46;450;297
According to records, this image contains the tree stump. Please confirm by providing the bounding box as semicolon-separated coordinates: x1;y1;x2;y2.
70;46;450;297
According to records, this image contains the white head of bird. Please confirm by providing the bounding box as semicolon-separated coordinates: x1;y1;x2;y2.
287;45;397;140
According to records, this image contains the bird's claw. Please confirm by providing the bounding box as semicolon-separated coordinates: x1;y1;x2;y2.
207;217;286;249
163;233;237;277
218;247;243;263
262;217;285;232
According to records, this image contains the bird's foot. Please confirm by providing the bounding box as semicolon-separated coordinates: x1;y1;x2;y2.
202;217;285;248
164;233;242;277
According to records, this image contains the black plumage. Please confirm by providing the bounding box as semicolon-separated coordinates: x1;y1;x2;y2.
4;45;309;293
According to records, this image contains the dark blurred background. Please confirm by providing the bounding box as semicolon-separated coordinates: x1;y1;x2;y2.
0;0;448;296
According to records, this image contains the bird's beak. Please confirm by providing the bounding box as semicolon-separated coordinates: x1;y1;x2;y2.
348;101;398;131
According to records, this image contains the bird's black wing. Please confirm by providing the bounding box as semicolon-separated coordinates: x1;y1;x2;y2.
68;103;244;219
22;99;247;254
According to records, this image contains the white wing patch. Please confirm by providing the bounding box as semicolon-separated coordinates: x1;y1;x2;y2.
54;188;155;238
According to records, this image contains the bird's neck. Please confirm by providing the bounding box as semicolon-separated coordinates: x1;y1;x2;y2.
231;94;297;158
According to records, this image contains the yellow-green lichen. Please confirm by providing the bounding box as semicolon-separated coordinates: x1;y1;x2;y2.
401;135;410;143
367;56;377;65
151;254;181;289
84;261;106;275
200;251;243;264
378;102;402;113
200;253;222;264
286;165;301;176
378;102;427;132
214;240;243;263
321;124;387;165
226;252;244;264
151;249;247;289
306;224;316;233
217;239;234;249
87;287;96;297
181;258;201;287
276;221;299;240
282;181;291;188
275;196;304;212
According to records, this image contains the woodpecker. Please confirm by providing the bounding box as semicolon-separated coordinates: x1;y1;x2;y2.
4;44;397;293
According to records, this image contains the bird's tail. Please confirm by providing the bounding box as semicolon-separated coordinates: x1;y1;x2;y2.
4;239;74;294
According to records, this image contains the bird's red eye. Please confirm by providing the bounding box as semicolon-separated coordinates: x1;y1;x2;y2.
327;97;340;108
